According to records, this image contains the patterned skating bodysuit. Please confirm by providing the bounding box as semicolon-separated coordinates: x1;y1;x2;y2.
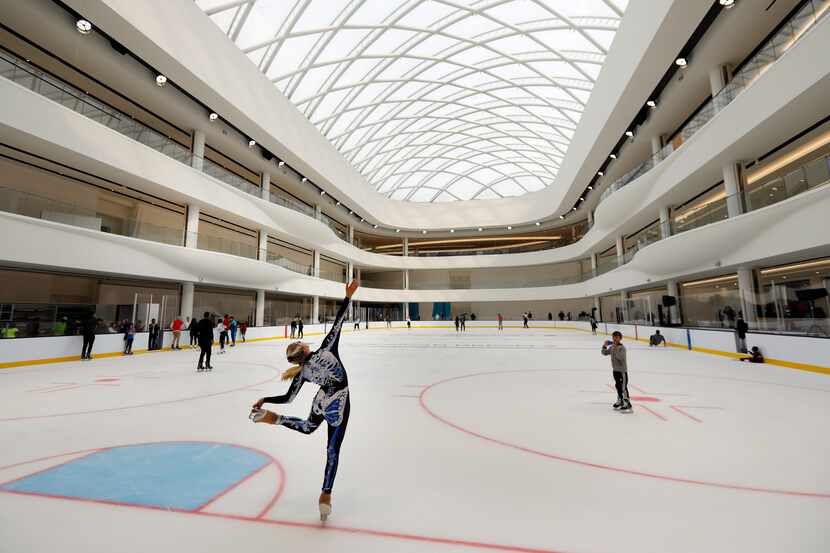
262;297;350;493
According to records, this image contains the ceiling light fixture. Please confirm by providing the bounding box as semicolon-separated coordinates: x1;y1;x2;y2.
155;74;167;87
360;218;365;222
675;57;688;67
278;161;285;167
248;139;256;148
535;222;541;226
449;229;455;233
507;226;512;230
320;190;326;196
609;154;616;159
598;171;603;176
208;112;218;122
349;210;353;215
719;0;735;7
336;201;341;206
422;230;427;234
625;130;634;138
395;229;400;233
76;19;92;34
560;215;565;219
587;185;593;190
373;224;378;229
478;227;483;232
646;100;657;108
301;177;307;182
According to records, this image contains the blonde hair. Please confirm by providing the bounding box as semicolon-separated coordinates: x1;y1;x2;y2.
283;341;307;380
282;364;302;381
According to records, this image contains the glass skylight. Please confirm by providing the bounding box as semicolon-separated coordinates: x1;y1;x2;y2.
197;0;628;202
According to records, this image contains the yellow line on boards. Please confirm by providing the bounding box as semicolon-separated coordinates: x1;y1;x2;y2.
1;325;827;375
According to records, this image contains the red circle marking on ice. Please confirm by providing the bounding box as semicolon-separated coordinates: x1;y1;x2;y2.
95;378;119;383
630;396;659;402
419;369;830;499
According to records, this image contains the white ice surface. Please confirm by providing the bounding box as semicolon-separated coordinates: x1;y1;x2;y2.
1;326;829;553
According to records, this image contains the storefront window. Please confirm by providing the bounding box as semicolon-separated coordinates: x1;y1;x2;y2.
263;292;312;325
679;274;741;328
193;287;255;325
756;257;830;336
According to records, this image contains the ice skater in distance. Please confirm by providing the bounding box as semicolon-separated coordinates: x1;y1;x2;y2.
250;278;358;521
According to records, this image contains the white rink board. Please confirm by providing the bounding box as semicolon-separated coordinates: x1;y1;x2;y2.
0;326;828;553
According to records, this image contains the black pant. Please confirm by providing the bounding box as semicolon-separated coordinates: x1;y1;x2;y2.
298;327;303;338
190;331;198;345
613;371;630;402
219;331;227;349
81;333;95;358
198;341;212;368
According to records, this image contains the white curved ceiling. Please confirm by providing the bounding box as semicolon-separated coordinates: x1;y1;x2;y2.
196;0;628;203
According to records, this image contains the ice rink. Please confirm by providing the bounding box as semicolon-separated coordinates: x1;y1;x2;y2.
1;325;828;553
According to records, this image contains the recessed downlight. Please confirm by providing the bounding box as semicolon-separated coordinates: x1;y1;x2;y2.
395;229;400;233
675;57;688;67
597;171;603;176
507;226;512;230
535;222;541;226
155;74;167;87
646;100;657;108
248;139;256;148
449;229;455;233
208;112;218;122
278;161;285;167
76;19;92;34
625;130;634;138
609;154;616;160
301;177;307;182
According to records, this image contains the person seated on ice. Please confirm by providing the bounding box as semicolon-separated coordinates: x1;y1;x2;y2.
738;346;764;363
649;330;666;347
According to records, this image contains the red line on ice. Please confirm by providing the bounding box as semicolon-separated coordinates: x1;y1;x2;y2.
418;370;830;499
671;406;703;423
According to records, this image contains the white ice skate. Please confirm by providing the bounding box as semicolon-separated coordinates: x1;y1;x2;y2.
249;408;279;424
319;497;332;522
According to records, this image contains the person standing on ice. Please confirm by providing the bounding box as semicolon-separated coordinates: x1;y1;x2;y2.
251;278;358;522
601;331;631;412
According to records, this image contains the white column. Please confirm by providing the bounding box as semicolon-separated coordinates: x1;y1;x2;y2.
615;235;624;266
403;237;409;257
348;225;354;245
666;280;679;325
315;204;322;221
180;282;194;319
723;163;744;217
593;297;601;320
709;64;731;111
651;135;663;156
255;290;265;326
258;230;268;261
313;250;320;278
185;205;199;248
659;206;671;239
312;296;320;324
587;210;594;227
590;252;598;275
737;267;757;323
260;172;270;201
191;129;205;171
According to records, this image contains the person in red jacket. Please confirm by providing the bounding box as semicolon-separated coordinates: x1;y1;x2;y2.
171;317;184;350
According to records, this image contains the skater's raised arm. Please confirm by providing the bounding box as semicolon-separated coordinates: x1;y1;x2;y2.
321;279;358;353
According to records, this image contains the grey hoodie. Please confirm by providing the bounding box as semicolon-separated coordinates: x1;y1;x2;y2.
601;342;627;372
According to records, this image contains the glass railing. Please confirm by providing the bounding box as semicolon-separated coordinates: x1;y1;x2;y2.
318;267;348;283
200;157;261;197
0;186;185;245
744;153;830;211
265;252;313;276
320;213;347;241
671;193;732;235
597;0;829;207
594;256;620;277
188;232;258;259
269;191;316;217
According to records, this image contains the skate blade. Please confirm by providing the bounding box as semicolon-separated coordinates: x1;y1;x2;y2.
319;503;331;522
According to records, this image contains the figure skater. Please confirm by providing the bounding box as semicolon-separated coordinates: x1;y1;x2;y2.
251;278;358;521
601;331;631;411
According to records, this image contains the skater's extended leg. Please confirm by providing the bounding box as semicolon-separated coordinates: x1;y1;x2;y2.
279;408;324;435
322;400;350;493
613;371;624;402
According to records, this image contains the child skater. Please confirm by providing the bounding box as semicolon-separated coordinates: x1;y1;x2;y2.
250;278;358;521
601;331;631;411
